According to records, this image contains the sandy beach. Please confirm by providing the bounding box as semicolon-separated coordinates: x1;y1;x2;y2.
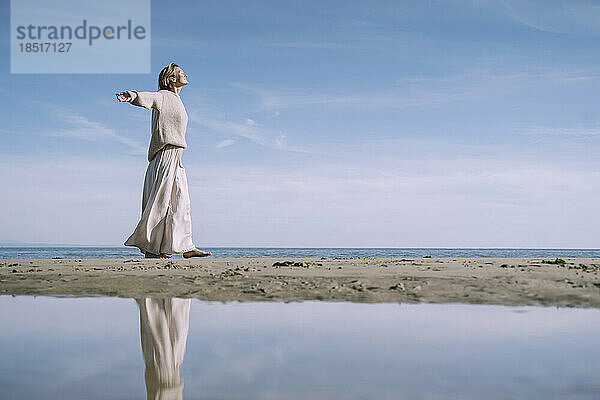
1;257;599;307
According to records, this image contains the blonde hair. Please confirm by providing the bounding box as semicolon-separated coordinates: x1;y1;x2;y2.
158;63;180;91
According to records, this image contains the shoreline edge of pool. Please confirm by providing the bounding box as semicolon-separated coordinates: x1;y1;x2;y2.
1;257;599;307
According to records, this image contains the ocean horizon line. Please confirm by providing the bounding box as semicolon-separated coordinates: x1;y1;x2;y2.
1;244;600;250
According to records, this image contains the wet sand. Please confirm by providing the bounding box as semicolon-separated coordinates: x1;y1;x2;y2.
1;257;599;307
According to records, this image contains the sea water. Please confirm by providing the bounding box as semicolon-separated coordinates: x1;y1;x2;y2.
2;246;600;259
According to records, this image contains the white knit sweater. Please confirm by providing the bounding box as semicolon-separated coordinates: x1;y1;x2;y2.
126;89;188;162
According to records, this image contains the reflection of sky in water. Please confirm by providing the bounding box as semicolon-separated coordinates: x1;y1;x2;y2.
1;297;599;400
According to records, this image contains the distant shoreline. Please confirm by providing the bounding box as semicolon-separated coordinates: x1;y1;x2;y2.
1;257;599;307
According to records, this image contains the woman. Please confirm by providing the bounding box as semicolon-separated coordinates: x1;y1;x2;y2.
116;63;210;258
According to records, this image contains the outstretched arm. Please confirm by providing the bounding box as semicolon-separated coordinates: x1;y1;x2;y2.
115;90;163;110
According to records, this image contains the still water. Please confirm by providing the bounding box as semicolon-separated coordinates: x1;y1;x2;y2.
1;297;599;400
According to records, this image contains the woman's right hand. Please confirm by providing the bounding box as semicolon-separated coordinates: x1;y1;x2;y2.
115;91;133;102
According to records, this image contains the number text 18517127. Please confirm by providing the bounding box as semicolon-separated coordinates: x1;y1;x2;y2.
18;42;72;52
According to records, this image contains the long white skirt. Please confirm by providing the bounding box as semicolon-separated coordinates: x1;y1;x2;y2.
125;145;195;255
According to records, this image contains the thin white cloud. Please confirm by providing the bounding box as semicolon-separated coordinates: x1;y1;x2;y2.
48;110;146;154
519;126;600;137
231;82;439;110
498;0;600;35
395;68;600;87
189;111;311;153
231;67;600;111
216;139;237;149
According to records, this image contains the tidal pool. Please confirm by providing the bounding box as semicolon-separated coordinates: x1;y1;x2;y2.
1;296;599;400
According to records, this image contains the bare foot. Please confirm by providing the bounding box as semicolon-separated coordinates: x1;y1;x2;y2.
183;248;211;258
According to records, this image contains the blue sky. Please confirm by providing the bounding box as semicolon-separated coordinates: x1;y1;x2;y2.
2;0;600;247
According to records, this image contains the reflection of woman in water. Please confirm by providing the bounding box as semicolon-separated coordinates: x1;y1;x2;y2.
136;298;191;400
116;63;211;259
